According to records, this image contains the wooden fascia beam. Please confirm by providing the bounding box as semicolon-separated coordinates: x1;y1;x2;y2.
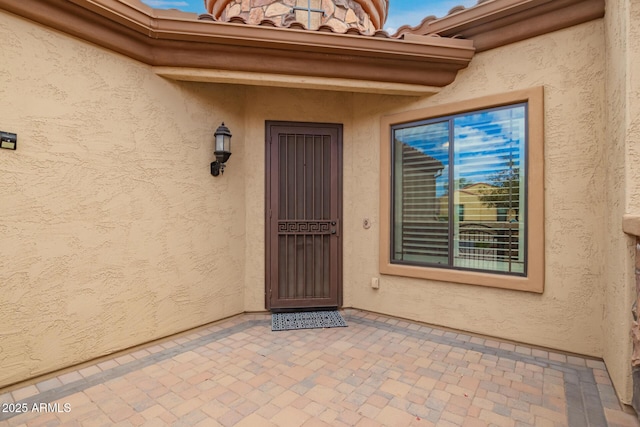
0;0;474;87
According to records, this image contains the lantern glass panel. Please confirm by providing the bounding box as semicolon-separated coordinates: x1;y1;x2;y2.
215;134;225;152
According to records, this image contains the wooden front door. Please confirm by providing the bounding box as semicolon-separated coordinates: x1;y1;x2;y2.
266;122;342;310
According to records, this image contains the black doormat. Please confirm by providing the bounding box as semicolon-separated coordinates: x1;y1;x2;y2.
271;310;347;331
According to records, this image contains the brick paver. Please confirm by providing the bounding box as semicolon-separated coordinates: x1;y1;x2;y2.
0;309;637;427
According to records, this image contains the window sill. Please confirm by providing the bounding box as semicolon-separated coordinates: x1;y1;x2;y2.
379;261;543;293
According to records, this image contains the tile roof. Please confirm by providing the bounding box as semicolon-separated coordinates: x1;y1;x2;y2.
153;0;604;48
391;0;605;51
207;0;388;30
197;12;394;38
197;0;502;40
391;0;491;38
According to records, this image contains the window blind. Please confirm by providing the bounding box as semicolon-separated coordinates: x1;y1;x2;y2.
391;104;527;275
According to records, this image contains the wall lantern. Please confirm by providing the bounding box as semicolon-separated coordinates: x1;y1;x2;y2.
210;122;232;176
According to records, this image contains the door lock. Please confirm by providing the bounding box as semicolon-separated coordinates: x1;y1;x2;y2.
329;220;339;236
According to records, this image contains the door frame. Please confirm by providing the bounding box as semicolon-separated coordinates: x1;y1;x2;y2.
264;121;343;311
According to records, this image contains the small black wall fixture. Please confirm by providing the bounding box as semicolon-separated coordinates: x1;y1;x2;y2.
210;122;232;177
0;131;17;150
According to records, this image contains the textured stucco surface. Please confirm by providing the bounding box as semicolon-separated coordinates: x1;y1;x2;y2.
603;0;640;404
240;87;411;312
626;1;640;214
242;21;607;358
0;12;246;388
1;7;631;401
242;86;356;311
347;21;607;358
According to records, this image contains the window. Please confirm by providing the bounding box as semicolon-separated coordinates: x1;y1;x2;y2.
497;208;508;222
392;103;526;275
380;88;544;292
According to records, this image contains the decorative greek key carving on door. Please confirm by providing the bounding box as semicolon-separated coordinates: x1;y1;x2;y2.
277;220;338;235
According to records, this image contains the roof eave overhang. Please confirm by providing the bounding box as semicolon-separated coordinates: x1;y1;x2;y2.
395;0;605;52
0;0;475;93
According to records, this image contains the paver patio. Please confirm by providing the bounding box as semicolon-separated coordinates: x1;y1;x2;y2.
0;309;638;427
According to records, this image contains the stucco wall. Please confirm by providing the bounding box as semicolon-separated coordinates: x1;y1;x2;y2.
0;7;619;398
347;20;607;357
239;87;413;312
241;20;607;360
243;86;356;311
603;0;640;404
0;11;246;388
625;1;640;214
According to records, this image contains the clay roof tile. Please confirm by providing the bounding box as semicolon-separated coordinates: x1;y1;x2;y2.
228;15;247;24
372;29;390;38
447;5;468;15
287;22;307;30
197;13;216;21
317;24;336;32
258;18;278;27
344;27;363;35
